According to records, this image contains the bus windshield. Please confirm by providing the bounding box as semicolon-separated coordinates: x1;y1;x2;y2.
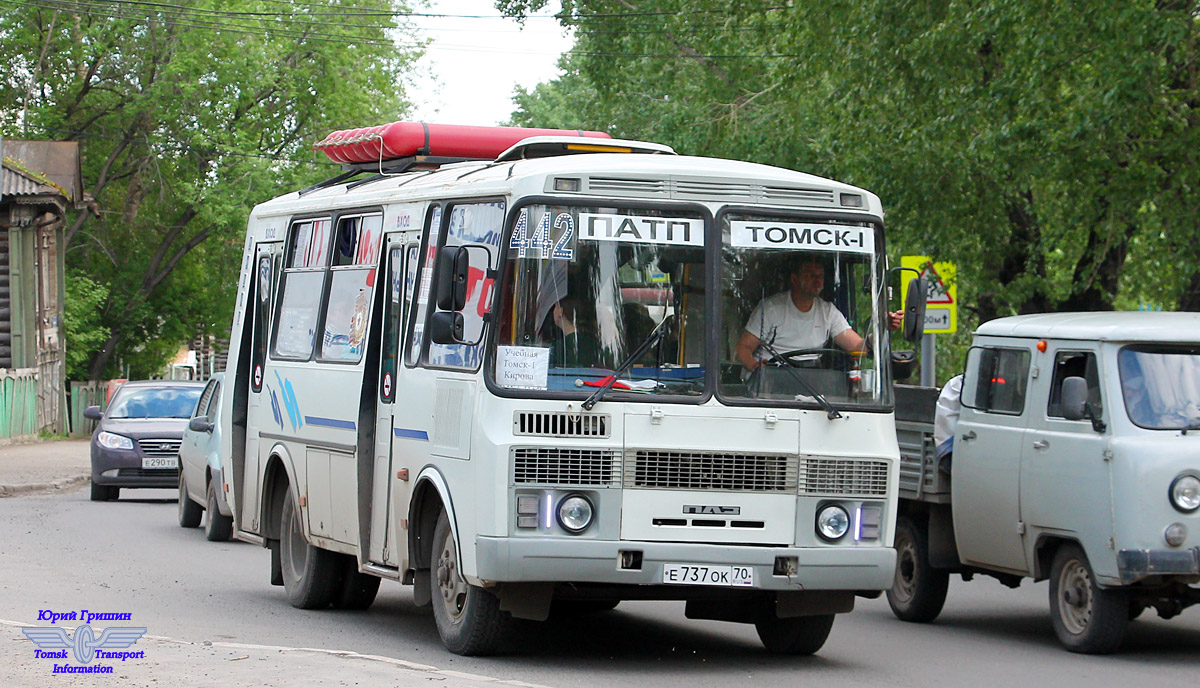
490;204;706;398
718;213;892;408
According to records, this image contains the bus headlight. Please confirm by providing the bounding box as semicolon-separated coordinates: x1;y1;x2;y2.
557;495;594;534
97;431;134;451
816;504;850;542
1169;474;1200;513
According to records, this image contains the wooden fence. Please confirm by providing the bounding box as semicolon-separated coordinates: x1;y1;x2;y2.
68;381;110;437
0;369;39;443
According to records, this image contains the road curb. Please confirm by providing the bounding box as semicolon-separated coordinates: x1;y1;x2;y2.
0;475;90;498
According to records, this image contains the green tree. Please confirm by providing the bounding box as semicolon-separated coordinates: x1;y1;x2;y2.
1;0;424;380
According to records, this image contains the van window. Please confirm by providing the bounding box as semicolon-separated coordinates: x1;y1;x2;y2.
965;347;1031;415
1047;351;1102;419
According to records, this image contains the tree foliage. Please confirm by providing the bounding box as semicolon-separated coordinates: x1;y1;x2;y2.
505;1;1200;379
1;0;424;380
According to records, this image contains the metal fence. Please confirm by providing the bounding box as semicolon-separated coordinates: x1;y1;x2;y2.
0;369;38;442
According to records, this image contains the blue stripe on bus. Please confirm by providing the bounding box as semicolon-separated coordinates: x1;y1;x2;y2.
394;428;429;440
303;416;356;430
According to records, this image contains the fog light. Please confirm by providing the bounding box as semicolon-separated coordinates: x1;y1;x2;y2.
816;504;850;542
1165;522;1188;547
517;496;539;515
557;494;594;534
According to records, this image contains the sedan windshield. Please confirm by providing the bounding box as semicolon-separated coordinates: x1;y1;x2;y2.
107;387;203;419
489;203;706;398
1118;345;1200;429
718;213;891;408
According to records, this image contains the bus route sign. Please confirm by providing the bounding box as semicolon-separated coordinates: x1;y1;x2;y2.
900;256;957;334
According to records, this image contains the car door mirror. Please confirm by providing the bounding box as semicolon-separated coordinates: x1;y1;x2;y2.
188;417;214;433
84;405;103;421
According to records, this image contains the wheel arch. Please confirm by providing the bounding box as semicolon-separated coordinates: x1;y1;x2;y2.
408;465;457;572
261;445;299;542
1034;534;1081;582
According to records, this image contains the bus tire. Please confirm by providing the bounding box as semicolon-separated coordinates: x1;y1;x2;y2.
1049;544;1129;654
887;515;949;622
755;613;835;655
333;555;381;610
430;511;508;655
204;479;234;542
280;489;339;609
178;474;202;528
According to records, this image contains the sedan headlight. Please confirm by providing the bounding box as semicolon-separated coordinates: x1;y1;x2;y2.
557;494;594;534
96;431;134;451
1169;474;1200;513
816;504;850;542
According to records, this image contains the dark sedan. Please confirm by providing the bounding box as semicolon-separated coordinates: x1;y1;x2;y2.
85;380;205;501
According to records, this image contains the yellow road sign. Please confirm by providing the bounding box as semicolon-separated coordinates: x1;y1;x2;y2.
900;256;957;334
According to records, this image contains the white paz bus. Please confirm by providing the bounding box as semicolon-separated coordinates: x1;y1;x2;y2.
220;122;925;655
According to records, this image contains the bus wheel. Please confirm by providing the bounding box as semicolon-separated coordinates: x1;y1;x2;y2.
430;511;507;655
280;489;339;609
178;474;202;528
333;555;381;610
1049;544;1129;654
204;480;234;542
755;614;835;655
887;516;949;622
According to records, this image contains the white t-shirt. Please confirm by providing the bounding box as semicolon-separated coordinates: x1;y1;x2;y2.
934;375;964;458
743;291;852;357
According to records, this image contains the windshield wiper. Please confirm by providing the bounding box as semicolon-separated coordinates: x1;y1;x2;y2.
582;317;670;411
754;339;844;420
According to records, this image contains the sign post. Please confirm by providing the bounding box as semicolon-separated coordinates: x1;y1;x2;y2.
900;256;957;387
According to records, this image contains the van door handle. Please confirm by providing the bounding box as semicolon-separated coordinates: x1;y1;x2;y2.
1032;439;1050;450
961;430;976;442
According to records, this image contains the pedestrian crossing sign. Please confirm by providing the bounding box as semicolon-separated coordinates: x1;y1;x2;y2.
900;256;957;334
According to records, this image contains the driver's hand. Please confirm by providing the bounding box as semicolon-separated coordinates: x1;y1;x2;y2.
888;310;903;331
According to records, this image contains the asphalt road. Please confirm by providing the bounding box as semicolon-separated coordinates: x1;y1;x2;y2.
2;487;1198;687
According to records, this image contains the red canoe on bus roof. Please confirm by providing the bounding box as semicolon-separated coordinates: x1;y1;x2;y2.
313;122;612;164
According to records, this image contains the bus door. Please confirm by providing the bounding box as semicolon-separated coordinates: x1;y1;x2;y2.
242;241;282;532
368;237;415;567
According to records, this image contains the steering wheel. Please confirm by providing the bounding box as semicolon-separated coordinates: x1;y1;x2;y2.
765;347;852;370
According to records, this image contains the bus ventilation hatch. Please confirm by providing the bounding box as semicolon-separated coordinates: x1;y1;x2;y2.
513;411;610;438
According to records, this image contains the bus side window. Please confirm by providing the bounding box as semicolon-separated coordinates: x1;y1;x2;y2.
318;213;383;364
407;206;442;366
379;245;406;403
273;218;332;360
424;201;505;370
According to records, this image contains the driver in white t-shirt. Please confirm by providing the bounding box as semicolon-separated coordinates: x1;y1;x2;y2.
735;256;901;372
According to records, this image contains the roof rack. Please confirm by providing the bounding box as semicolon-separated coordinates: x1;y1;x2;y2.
297;155;481;197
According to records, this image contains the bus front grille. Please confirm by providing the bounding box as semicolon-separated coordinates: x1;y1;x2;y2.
624;450;798;493
513;411;609;438
512;447;620;486
797;457;889;497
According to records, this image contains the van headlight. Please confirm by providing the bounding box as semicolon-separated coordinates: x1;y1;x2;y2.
557;494;594;534
97;431;134;451
816;504;850;542
1169;474;1200;513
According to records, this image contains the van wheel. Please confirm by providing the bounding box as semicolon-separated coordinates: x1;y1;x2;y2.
430;511;508;655
204;480;234;542
333;555;381;610
280;489;339;609
178;474;202;527
755;614;835;655
1049;544;1129;654
887;516;949;622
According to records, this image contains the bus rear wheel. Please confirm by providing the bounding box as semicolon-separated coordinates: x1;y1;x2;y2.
430;511;508;655
755;614;835;655
280;489;340;609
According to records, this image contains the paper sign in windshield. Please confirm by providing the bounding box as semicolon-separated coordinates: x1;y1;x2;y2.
497;346;550;390
579;213;704;246
730;221;874;254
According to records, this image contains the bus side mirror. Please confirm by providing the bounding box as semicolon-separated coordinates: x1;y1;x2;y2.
430;311;465;344
436;246;469;312
903;277;927;343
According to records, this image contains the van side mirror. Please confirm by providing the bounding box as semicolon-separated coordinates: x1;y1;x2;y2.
1062;375;1106;432
436;246;470;312
84;405;103;421
430;311;465;345
903;277;927;343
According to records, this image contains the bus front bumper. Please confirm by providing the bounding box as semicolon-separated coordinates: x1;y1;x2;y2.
474;537;896;591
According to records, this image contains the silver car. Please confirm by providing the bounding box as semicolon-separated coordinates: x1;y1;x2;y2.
177;374;234;541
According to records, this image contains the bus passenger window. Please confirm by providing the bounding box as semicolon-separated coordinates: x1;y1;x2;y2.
274;218;331;359
319;214;383;364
